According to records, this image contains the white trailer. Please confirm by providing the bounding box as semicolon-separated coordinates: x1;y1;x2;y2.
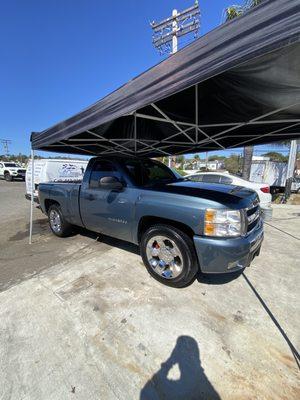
25;158;88;202
250;161;287;190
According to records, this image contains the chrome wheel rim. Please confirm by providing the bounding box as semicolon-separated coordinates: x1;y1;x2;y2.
49;210;61;233
145;235;184;279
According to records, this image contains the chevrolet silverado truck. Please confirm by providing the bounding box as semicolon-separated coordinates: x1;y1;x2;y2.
38;156;263;287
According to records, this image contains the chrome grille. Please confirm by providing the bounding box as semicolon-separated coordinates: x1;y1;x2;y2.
246;198;261;233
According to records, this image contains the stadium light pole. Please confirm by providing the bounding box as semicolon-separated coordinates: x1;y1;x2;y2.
0;139;12;155
150;1;200;168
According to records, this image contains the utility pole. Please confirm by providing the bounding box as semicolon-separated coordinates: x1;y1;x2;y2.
150;1;200;167
0;139;12;156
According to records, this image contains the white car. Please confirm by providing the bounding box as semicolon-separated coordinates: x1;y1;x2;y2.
0;161;26;181
188;172;273;220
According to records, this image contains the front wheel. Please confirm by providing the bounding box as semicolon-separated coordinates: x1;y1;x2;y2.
48;204;72;237
4;173;12;182
140;224;199;288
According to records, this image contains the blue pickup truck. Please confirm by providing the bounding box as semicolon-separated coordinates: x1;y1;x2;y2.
39;156;263;287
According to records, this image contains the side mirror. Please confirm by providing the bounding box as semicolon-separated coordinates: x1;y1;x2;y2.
98;176;123;190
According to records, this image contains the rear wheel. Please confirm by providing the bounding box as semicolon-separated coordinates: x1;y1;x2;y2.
140;224;199;288
4;173;12;182
48;204;72;237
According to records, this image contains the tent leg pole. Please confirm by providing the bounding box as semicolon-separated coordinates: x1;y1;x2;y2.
134;112;137;154
29;149;35;244
195;84;198;144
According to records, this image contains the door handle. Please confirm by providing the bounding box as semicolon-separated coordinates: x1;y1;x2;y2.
86;194;95;201
118;198;127;204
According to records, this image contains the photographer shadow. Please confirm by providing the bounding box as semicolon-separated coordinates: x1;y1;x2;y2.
140;336;220;400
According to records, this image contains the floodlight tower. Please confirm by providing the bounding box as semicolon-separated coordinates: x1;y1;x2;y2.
151;1;200;55
0;139;12;155
150;1;200;166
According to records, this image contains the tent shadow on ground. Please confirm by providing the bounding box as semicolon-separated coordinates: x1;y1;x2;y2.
197;270;243;285
140;336;220;400
242;273;300;369
75;228;243;285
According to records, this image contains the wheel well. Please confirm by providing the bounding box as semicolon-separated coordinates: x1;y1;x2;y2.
4;170;10;175
44;199;60;214
137;216;195;243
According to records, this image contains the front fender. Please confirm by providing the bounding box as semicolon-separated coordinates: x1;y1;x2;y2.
133;191;205;242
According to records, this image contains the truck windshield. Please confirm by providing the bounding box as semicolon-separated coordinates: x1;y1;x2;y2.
124;159;179;186
4;163;18;167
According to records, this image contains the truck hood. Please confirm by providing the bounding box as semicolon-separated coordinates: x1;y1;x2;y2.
6;167;25;171
148;180;258;208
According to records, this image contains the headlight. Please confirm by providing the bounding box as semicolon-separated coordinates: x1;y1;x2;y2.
204;208;243;237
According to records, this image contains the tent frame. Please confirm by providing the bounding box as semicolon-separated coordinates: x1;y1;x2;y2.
39;84;300;157
28;96;300;243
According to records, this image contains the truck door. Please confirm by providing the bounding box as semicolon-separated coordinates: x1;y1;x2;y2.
79;159;135;241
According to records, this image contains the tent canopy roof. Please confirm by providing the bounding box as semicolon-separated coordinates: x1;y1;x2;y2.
31;0;300;157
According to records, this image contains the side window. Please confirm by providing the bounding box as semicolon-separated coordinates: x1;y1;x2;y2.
189;175;203;182
220;175;233;184
201;174;221;184
89;160;118;189
124;160;143;186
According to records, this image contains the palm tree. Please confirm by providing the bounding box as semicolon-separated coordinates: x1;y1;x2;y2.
242;145;254;180
224;0;263;21
224;0;263;179
224;5;244;21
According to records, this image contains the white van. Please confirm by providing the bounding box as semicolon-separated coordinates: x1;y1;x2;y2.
25;158;88;202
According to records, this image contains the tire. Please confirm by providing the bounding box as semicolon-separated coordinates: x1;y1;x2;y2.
4;173;12;182
140;224;199;288
48;204;72;237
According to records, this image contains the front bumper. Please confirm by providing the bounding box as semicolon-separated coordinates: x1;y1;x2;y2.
193;222;264;273
12;174;25;178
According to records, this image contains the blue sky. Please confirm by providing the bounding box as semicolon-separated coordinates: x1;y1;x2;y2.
0;0;289;157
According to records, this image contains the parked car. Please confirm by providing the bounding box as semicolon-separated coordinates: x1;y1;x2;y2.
38;156;263;288
25;158;88;203
187;172;272;220
0;161;26;181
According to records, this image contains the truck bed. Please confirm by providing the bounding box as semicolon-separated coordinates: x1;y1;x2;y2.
39;182;83;227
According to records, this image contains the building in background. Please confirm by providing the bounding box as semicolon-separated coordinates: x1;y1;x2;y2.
252;156;270;161
183;159;225;171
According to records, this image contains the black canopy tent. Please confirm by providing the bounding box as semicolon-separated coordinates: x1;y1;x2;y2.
29;0;300;243
31;0;300;157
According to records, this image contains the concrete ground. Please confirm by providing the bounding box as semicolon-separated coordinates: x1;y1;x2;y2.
0;180;299;400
